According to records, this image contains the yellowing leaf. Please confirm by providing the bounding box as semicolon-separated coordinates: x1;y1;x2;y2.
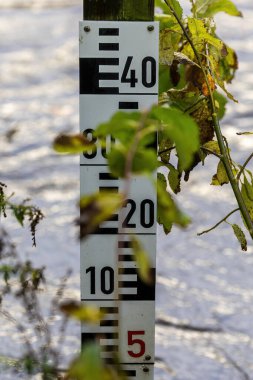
203;141;221;156
53;133;94;154
60;301;105;323
79;192;123;239
160;30;174;65
202;74;216;97
237;132;253;136
241;179;253;227
231;224;247;251
211;160;229;186
213;91;227;120
188;18;225;52
131;237;153;285
243;175;253;201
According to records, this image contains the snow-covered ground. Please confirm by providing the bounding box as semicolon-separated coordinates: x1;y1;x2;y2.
0;0;253;379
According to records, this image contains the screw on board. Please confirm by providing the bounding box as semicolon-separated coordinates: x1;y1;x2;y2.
142;366;150;373
147;25;154;32
84;26;91;32
145;355;151;361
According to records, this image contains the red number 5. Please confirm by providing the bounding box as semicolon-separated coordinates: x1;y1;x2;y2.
127;331;145;358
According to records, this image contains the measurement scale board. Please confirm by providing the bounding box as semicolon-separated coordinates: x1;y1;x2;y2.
79;21;158;379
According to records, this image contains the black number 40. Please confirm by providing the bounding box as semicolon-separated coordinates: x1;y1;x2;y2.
121;56;156;88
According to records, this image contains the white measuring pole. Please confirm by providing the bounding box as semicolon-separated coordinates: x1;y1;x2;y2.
79;19;158;379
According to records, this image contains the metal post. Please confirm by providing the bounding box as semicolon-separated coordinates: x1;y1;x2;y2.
80;1;158;379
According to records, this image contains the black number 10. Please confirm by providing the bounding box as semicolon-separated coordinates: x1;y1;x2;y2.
85;266;114;295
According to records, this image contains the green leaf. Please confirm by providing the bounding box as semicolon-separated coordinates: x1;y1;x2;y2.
164;0;183;19
241;179;253;223
243;175;253;201
218;45;238;84
151;106;200;170
155;0;169;13
131;237;153;285
108;146;157;178
167;163;181;194
159;65;172;94
188;18;225;52
53;133;95;154
0;265;17;284
96;111;157;151
60;301;105;323
95;111;141;145
157;173;190;234
231;224;247;251
211;160;229;186
10;205;25;226
195;0;242;18
79;192;123;238
67;344;104;380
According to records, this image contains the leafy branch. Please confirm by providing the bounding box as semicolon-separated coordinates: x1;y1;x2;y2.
163;0;253;240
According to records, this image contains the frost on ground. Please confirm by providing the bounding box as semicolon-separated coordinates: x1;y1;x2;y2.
0;1;253;379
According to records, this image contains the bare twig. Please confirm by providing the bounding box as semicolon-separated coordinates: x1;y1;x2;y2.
156;317;222;333
237;153;253;181
215;346;250;380
197;208;240;236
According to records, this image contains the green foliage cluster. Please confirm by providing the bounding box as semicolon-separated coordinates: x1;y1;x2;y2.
0;182;44;246
56;0;253;251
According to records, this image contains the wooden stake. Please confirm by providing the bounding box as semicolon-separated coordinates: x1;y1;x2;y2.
83;0;154;21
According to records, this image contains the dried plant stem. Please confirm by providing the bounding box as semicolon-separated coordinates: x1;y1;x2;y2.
165;0;253;238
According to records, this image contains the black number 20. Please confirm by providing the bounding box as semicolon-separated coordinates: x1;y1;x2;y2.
123;199;155;229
